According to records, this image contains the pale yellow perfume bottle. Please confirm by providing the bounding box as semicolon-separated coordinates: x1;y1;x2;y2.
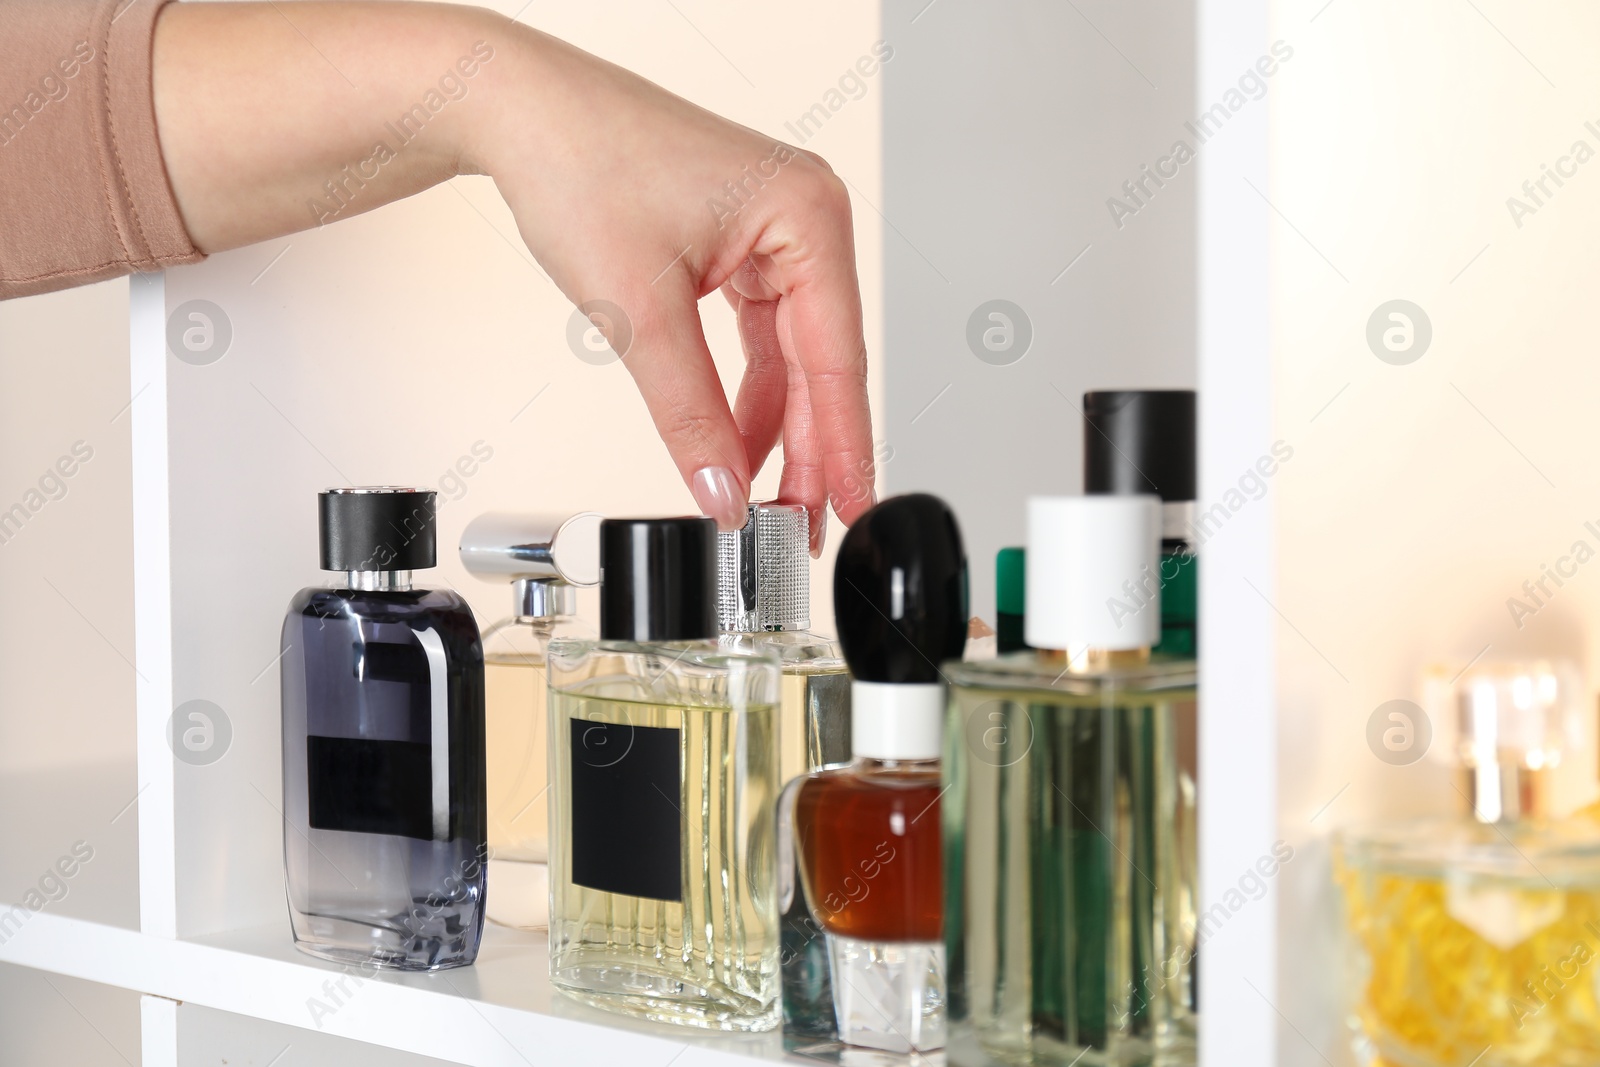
546;517;782;1032
460;512;600;930
1335;660;1600;1067
716;502;850;782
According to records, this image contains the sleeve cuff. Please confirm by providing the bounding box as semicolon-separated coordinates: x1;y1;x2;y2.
102;0;204;272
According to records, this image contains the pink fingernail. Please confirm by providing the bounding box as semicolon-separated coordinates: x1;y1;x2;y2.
692;466;748;532
809;509;828;558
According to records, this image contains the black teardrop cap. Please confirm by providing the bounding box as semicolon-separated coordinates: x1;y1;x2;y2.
1084;390;1196;502
833;494;968;684
600;517;718;641
319;488;437;572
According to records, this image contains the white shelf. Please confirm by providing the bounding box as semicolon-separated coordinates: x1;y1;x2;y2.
0;912;801;1067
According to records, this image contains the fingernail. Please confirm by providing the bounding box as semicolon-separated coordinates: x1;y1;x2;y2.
693;466;748;532
809;509;828;558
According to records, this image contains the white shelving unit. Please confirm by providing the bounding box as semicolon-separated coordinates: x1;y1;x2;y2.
0;0;1300;1062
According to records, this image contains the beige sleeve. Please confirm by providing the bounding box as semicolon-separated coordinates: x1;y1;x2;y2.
0;0;203;300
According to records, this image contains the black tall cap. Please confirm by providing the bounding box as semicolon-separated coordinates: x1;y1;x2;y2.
1083;390;1196;502
833;494;968;685
600;517;718;641
319;488;437;572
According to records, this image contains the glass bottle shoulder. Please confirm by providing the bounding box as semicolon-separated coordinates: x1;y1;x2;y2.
1336;812;1600;888
799;758;942;795
287;583;476;628
718;629;844;675
547;635;782;710
945;648;1196;696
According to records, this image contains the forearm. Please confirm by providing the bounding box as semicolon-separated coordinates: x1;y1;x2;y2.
151;1;876;535
154;1;509;252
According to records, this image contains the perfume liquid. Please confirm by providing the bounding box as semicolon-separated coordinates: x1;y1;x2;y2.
794;761;944;941
548;678;780;1027
484;646;547;858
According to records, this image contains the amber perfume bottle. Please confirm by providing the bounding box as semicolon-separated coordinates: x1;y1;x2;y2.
459;511;600;930
280;488;486;970
783;493;968;1053
1336;661;1600;1067
547;517;783;1031
946;495;1197;1067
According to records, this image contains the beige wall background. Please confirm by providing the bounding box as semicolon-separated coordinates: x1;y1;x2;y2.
0;280;135;774
1269;1;1600;1062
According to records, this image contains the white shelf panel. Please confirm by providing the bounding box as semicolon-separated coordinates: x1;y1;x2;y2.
0;913;800;1067
180;1000;462;1067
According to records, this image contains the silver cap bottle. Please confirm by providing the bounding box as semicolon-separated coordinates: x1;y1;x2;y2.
459;511;602;619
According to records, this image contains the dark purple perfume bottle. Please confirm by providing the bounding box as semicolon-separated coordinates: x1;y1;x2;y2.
280;488;486;970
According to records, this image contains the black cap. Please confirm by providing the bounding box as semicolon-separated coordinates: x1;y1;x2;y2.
1083;390;1196;502
833;494;968;685
600;517;718;641
319;488;437;572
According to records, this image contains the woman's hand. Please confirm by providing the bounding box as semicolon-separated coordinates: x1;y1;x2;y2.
154;2;874;549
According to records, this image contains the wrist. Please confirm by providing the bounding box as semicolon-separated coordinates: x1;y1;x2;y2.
445;12;546;181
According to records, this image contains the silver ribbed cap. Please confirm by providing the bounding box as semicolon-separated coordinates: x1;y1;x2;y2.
718;502;809;632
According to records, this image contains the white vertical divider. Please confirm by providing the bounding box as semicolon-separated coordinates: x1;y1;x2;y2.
141;994;180;1066
130;271;178;940
1196;0;1277;1063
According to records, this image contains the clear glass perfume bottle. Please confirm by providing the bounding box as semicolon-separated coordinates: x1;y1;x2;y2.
547;517;783;1031
1336;661;1600;1067
460;511;601;930
781;493;968;1053
713;502;853;1039
945;495;1198;1067
280;488;486;971
717;501;852;780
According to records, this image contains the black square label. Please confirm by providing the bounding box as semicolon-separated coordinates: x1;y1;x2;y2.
307;736;436;840
569;719;682;902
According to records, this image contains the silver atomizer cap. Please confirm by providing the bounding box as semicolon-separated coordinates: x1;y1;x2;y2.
718;502;810;632
459;511;602;619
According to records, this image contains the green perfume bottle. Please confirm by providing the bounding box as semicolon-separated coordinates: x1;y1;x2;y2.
946;495;1198;1067
1084;390;1197;659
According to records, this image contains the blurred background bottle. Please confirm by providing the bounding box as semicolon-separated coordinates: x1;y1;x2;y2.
460;511;600;930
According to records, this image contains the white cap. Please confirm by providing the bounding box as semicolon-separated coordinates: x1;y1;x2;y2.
851;681;944;760
1026;495;1161;653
